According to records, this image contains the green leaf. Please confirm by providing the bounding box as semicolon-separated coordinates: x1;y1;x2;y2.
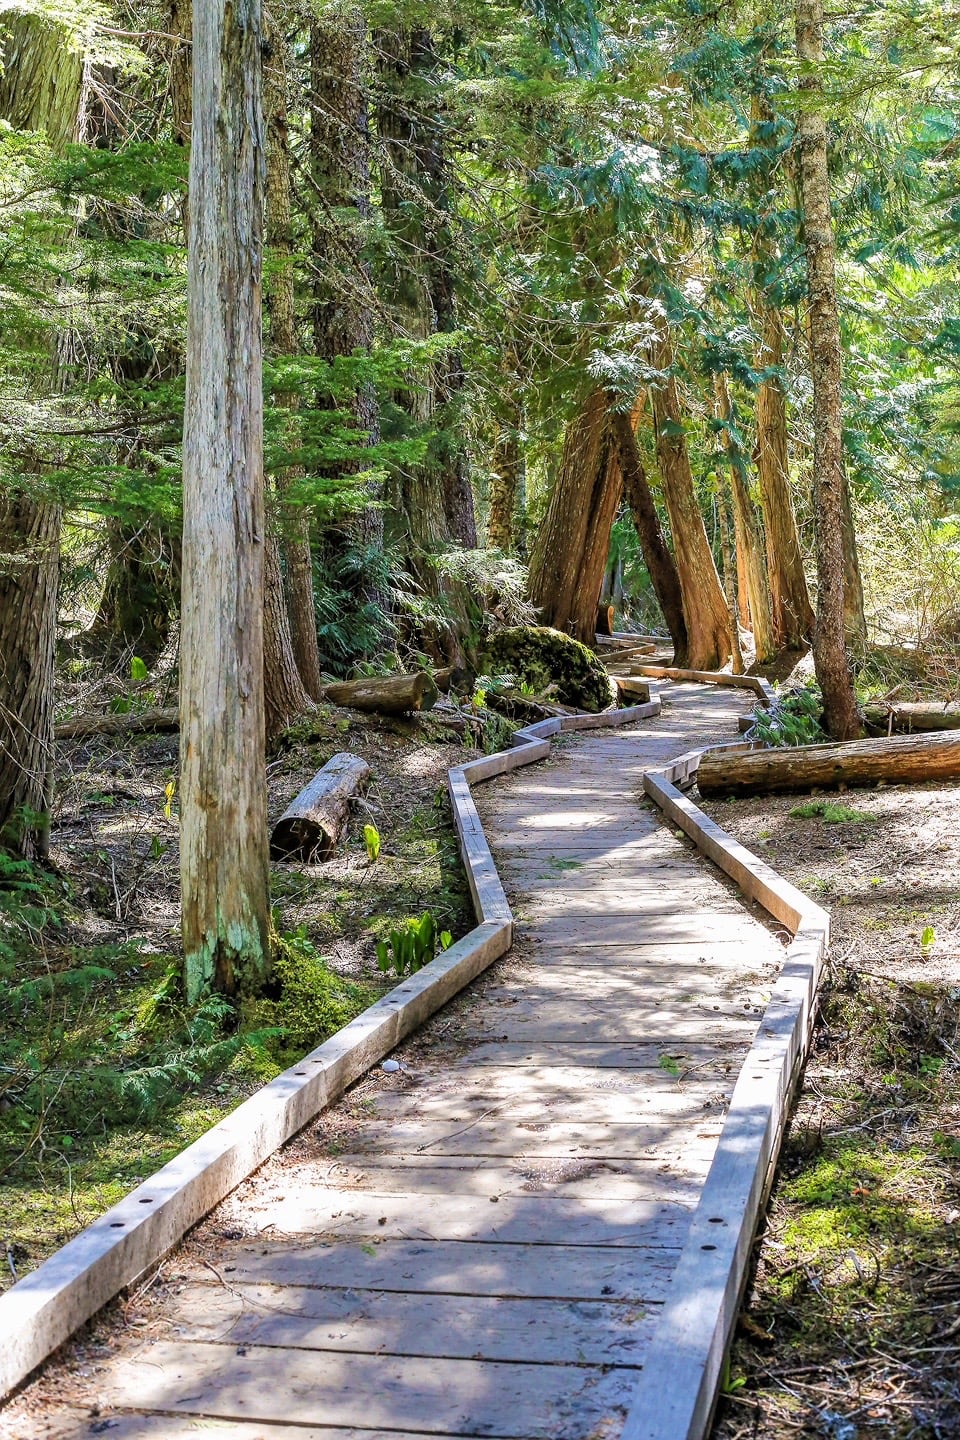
363;824;381;863
921;925;936;949
130;655;148;682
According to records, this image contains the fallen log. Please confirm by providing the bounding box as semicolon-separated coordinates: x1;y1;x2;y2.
55;707;179;739
433;665;474;696
270;752;372;861
697;730;960;798
863;701;960;735
596;604;615;637
318;671;438;715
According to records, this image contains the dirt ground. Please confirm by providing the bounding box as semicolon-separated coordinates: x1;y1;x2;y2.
701;781;960;1440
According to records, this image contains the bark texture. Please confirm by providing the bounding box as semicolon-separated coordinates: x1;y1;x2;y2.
755;304;815;646
697;730;960;798
0;498;60;856
270;752;371;861
527;391;623;647
608;406;688;664
487;424;522;552
714;373;775;663
265;34;324;702
263;532;314;741
649;327;731;670
180;0;271;999
795;0;861;738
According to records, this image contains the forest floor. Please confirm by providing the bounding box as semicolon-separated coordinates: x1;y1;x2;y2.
704;781;960;1440
0;678;487;1292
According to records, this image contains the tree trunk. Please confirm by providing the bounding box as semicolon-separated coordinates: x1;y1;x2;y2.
795;0;861;739
528;390;623;647
263;532;314;742
265;29;324;700
649;327;731;670
180;0;271;1000
607;406;688;664
0;498;60;857
715;462;746;675
755;303;814;647
84;518;179;665
0;14;83;858
487;424;522;552
714;372;776;663
377;26;474;657
697;729;960;798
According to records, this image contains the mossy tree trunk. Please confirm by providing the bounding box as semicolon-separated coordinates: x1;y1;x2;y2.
180;0;271;999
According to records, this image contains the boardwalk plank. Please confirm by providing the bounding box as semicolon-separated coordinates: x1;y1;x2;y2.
164;1282;660;1364
182;1237;680;1300
99;1343;637;1438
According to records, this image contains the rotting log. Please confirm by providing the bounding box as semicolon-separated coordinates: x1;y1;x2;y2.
56;708;180;739
863;702;960;735
434;665;473;696
319;671;439;715
596;604;614;637
270;752;371;860
697;729;960;798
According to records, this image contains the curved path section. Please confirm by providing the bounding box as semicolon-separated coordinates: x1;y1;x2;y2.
2;682;823;1440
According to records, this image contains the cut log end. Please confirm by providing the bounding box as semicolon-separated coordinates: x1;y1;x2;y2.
270;752;372;862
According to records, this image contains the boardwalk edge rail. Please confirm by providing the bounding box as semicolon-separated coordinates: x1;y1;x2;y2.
0;695;660;1403
625;694;830;1440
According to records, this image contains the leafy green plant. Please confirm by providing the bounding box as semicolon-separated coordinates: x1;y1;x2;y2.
750;686;826;747
375;911;452;978
363;824;381;863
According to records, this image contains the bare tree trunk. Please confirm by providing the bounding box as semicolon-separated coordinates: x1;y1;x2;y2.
755;303;815;647
607;405;688;664
84;518;179;665
649;327;731;670
180;0;271;999
714;372;775;662
528;392;621;647
795;0;861;739
0;498;59;857
265;30;324;700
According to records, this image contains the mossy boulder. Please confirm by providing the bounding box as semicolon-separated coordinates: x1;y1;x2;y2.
482;626;615;713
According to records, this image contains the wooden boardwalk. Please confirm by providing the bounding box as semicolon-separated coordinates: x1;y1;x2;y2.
9;683;788;1440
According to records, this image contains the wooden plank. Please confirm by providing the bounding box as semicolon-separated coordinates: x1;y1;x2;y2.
368;1083;735;1126
26;1416;474;1440
98;1342;639;1438
316;1119;723;1160
521;912;781;946
457;1039;748;1067
164;1281;661;1365
240;1190;694;1247
295;1157;705;1201
184;1238;681;1301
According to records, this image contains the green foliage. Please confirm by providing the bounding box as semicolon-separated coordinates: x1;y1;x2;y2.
375;911;452;979
750;687;826;747
250;928;375;1056
789;801;872;824
363;824;381;863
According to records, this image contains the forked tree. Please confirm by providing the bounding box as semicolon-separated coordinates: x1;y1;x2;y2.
179;0;271;998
